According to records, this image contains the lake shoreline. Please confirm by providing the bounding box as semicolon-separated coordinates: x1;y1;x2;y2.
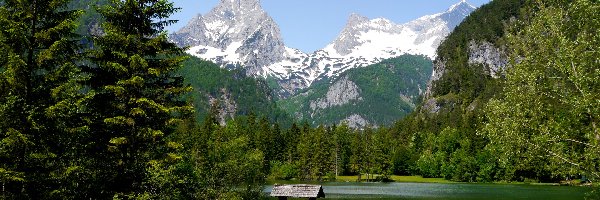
263;181;593;200
268;175;594;187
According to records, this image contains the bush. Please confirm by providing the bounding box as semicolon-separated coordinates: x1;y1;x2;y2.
269;161;299;180
416;150;444;178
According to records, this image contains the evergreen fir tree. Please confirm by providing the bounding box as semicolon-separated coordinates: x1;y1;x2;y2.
0;0;85;198
85;0;192;198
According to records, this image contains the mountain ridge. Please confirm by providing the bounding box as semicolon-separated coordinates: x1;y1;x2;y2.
171;0;476;97
278;54;433;127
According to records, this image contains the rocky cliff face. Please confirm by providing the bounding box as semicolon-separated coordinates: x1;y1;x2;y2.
423;59;447;99
342;114;370;129
424;40;508;101
171;0;286;76
467;41;508;78
306;77;370;128
309;76;363;112
208;88;238;125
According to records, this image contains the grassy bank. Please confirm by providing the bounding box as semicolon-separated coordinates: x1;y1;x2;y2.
335;175;455;183
267;175;455;184
268;175;591;185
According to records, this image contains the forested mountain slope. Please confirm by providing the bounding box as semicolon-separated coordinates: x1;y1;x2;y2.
179;56;291;125
279;55;432;128
406;0;526;140
395;0;599;184
68;0;289;125
393;0;531;181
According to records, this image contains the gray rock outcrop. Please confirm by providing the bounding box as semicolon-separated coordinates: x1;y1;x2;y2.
309;76;363;111
208;88;238;125
468;41;508;78
423;59;446;99
342;114;370;129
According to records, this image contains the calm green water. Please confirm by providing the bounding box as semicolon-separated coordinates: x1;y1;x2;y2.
264;182;591;199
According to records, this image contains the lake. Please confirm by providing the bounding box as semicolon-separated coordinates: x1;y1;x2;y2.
263;182;592;199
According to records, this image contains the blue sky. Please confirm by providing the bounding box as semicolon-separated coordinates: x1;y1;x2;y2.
167;0;491;53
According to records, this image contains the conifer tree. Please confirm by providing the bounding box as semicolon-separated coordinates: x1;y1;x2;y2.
350;130;367;181
85;0;192;198
0;0;84;198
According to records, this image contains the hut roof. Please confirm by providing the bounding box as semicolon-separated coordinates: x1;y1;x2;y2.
270;184;325;198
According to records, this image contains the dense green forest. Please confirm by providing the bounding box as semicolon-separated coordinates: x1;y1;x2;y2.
178;56;291;125
397;0;599;186
0;0;197;198
279;55;432;127
400;0;528;182
0;0;598;199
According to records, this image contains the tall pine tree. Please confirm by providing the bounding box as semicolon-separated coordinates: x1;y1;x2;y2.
85;0;192;198
0;0;84;198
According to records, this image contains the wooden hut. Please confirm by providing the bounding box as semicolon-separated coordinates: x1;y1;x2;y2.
270;184;325;200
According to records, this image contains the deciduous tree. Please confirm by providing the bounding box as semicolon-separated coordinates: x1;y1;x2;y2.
483;0;600;182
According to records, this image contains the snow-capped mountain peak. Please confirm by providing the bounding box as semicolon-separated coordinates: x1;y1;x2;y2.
216;0;262;14
347;13;370;26
170;0;285;76
448;0;476;13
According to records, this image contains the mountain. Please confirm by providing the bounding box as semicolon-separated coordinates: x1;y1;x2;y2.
278;55;432;128
401;0;527;145
170;0;287;76
171;0;476;97
393;0;526;176
423;0;525;113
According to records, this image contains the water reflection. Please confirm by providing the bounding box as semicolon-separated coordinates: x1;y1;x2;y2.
264;182;591;199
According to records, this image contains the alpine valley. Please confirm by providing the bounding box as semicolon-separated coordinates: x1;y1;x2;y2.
171;0;477;127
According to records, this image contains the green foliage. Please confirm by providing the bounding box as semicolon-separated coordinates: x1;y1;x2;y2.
177;115;266;199
269;161;299;180
413;128;478;181
69;0;107;39
0;0;87;198
280;54;433;126
82;0;193;198
483;0;600;183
